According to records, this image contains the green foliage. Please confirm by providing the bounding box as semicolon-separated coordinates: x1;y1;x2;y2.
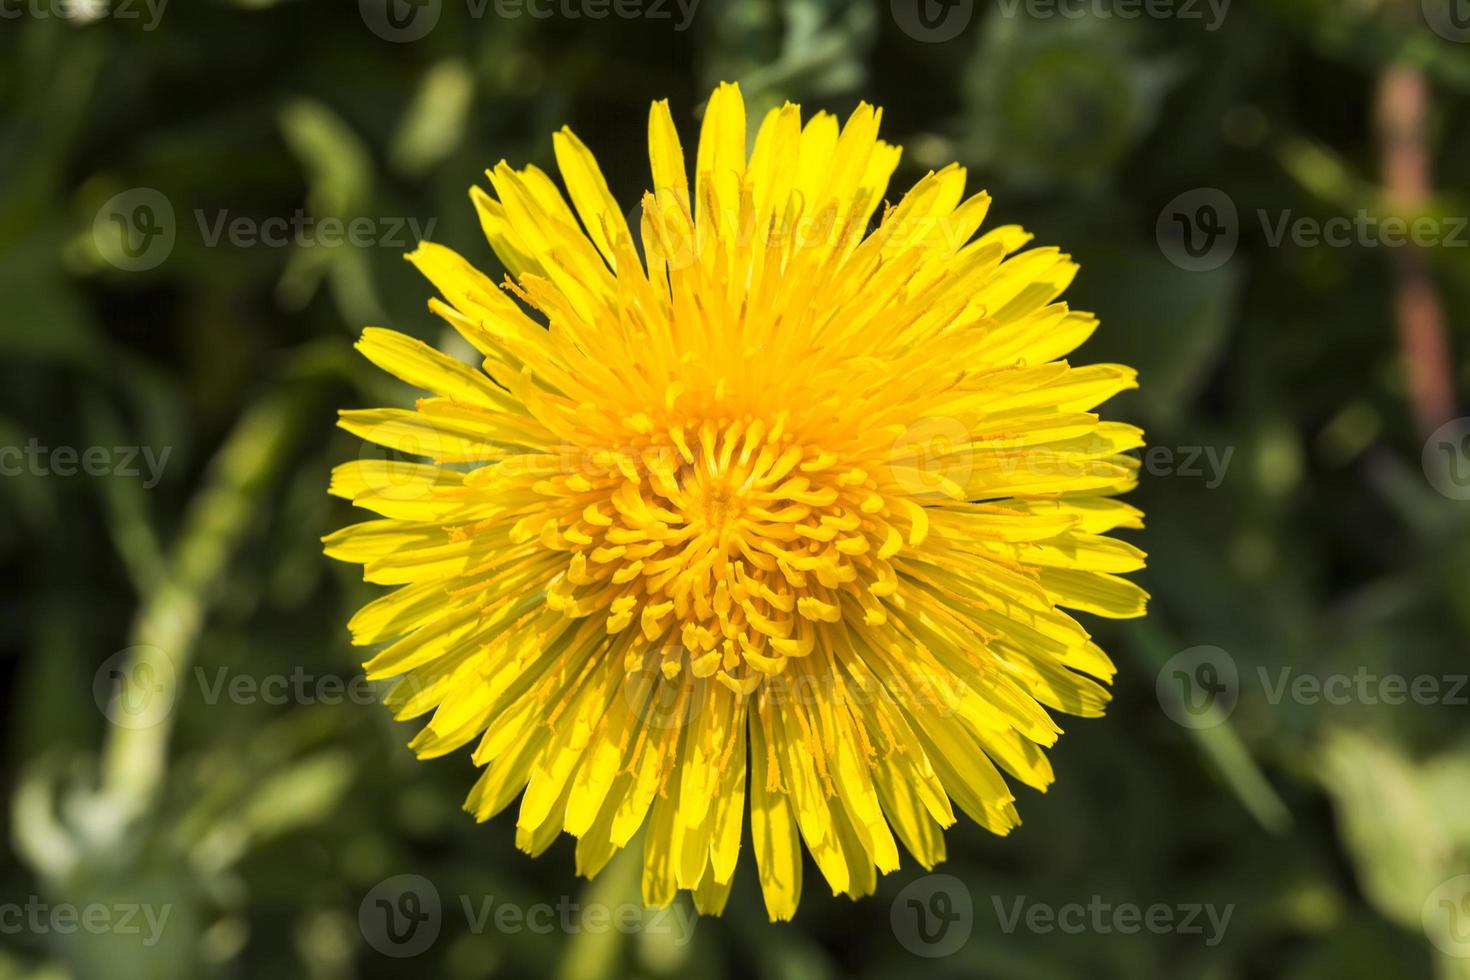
2;2;1468;978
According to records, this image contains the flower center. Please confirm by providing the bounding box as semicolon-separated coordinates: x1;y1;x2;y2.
535;413;920;696
691;470;743;535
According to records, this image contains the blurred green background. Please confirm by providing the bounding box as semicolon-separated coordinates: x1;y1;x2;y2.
3;1;1470;978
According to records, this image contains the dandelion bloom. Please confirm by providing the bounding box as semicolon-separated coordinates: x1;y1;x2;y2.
325;82;1146;920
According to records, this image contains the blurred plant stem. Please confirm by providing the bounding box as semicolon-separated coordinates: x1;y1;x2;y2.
553;845;642;980
1131;620;1292;835
1377;7;1457;436
101;387;313;826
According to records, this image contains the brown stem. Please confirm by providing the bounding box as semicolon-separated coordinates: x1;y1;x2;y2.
1375;62;1457;435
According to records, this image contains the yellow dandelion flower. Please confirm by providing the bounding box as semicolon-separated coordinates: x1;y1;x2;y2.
324;82;1147;921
